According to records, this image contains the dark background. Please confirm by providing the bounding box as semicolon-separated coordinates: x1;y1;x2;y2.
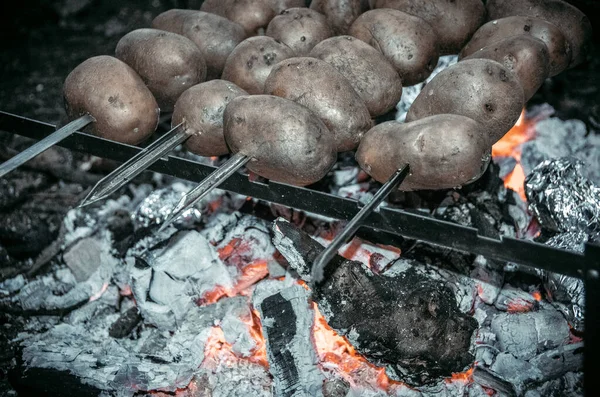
0;0;599;127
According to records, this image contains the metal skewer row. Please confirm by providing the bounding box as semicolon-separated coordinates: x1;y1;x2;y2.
0;111;598;396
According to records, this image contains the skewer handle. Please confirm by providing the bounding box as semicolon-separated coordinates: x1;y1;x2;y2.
79;124;188;207
0;114;95;178
158;151;250;231
310;164;410;284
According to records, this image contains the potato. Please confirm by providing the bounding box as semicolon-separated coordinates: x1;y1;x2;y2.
269;0;306;14
463;35;550;102
221;36;295;95
266;8;334;56
152;10;247;80
310;36;402;117
371;0;485;55
172;80;248;157
349;9;439;86
202;0;275;35
356;114;490;191
406;58;524;144
460;16;571;76
310;0;362;35
223;95;337;186
486;0;592;67
264;57;372;152
115;29;206;112
63;55;159;145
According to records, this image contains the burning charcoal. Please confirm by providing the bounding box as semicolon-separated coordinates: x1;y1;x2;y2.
525;157;600;238
529;342;583;382
490;309;570;360
494;285;539;313
524;371;583;397
396;55;458;122
471;366;517;397
62;235;114;282
131;230;234;330
322;378;350;397
490;353;543;387
272;219;477;386
471;256;504;305
108;306;141;338
253;280;324;397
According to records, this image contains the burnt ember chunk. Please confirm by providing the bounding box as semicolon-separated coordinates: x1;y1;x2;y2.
272;219;478;385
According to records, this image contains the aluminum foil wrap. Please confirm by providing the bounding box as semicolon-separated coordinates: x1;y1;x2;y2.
525;157;599;332
131;185;203;230
525;157;600;238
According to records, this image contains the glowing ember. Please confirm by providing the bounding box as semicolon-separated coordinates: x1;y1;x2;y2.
199;260;269;305
532;290;542;301
445;366;474;383
89;282;109;302
492;110;535;201
507;298;536;313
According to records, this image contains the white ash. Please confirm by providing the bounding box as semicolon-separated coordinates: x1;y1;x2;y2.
490;307;570;360
191;361;272;397
396;55;458;122
272;219;313;282
470;256;504;305
494;284;539;312
0;274;26;295
524;371;583;397
253;280;325;397
131;230;234;331
63;232;116;282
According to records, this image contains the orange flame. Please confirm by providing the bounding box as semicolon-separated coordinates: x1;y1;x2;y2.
492;110;536;201
532;290;542;301
445;366;474;383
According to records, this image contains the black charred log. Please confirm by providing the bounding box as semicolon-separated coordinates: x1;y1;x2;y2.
273;219;478;386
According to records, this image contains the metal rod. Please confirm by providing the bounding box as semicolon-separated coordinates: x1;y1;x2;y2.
0;114;94;178
584;243;600;397
158;152;250;232
310;164;410;284
79;124;188;207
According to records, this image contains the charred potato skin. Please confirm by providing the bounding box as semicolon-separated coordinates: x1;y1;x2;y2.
222;36;295;95
63;55;159;145
152;10;247;80
460;16;572;76
115;28;207;112
356;114;490;191
349;9;439;86
406;58;524;145
266;8;334;56
264;57;373;152
223;95;337;186
172;80;248;157
371;0;486;55
463;35;550;101
310;35;402;117
486;0;592;68
310;0;363;35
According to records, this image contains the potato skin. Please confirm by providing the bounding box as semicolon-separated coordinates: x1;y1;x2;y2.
202;0;275;35
115;29;206;112
266;8;334;56
463;35;550;102
269;0;306;13
356;114;490;191
152;10;247;80
486;0;592;67
222;36;295;95
371;0;485;55
310;36;402;117
63;55;159;145
406;58;524;144
310;0;362;35
460;16;571;77
224;95;337;186
172;80;248;157
264;57;373;152
349;9;439;86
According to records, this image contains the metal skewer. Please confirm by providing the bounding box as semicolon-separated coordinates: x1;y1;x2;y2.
158;152;251;232
310;164;410;285
0;114;95;178
79;123;189;207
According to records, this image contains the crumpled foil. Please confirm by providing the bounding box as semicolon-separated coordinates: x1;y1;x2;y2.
525;157;600;238
132;186;202;230
525;157;599;332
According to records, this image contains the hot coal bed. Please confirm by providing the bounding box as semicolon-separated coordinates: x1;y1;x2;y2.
1;2;600;397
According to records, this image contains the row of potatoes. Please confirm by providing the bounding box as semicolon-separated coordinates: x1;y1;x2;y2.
63;0;591;191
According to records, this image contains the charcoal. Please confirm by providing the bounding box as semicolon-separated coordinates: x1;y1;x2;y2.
494;285;539;312
322;378;350;397
62;235;113;282
490;309;570;360
253;281;324;397
272;219;477;386
471;366;517;397
523;371;583;397
0;209;54;258
0;169;50;210
108;306;141;339
490;353;543;385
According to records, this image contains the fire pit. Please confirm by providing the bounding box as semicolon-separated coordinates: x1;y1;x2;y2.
1;1;599;397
